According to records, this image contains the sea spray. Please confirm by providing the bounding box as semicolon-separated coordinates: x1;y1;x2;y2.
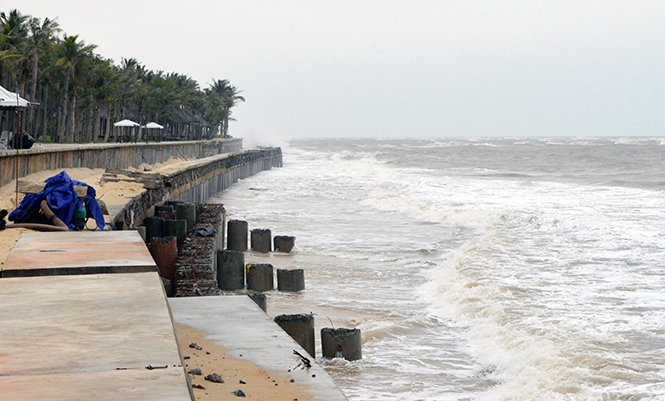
211;137;665;400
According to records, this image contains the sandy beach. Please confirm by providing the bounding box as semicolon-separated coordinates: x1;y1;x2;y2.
175;323;314;401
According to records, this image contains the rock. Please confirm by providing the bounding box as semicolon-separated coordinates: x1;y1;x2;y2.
96;200;109;215
189;342;202;350
192;383;205;389
188;368;202;375
234;389;246;397
205;373;224;383
239;380;246;384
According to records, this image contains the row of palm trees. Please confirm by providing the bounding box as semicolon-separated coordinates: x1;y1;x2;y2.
1;9;244;143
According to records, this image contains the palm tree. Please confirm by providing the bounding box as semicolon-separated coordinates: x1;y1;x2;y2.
0;9;30;91
27;17;59;101
26;16;60;133
54;34;96;142
207;79;244;137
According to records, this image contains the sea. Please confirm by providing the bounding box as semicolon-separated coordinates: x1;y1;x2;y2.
209;137;665;401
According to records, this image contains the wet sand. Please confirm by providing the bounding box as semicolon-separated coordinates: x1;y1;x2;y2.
176;323;314;401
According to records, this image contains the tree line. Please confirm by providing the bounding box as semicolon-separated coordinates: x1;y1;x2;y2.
1;9;244;143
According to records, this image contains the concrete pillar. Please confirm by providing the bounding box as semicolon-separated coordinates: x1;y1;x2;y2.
227;220;248;251
149;236;177;281
251;229;272;253
217;250;245;290
321;328;362;361
176;202;197;232
274;236;295;253
164;219;188;249
154;205;176;220
277;269;305;292
248;292;267;312
246;263;273;292
274;314;315;358
143;217;164;243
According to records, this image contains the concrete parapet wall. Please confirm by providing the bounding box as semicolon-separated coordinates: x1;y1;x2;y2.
0;138;243;188
112;148;282;230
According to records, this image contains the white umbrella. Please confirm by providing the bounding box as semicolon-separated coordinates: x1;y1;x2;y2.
113;119;140;127
144;122;164;129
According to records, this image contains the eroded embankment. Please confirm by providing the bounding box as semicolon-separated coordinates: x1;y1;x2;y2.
111;147;282;230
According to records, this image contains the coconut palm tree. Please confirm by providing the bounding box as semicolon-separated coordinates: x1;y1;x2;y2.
54;34;96;142
26;16;60;133
27;16;59;101
0;9;30;91
207;79;244;137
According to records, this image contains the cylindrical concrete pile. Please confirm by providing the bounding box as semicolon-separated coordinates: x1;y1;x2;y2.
164;219;188;248
246;264;274;292
274;314;315;358
217;250;245;290
277;269;305;292
135;226;147;242
176;202;197;231
227;220;248;251
144;217;165;243
321;328;362;361
248;292;267;312
154;205;177;220
274;236;295;253
149;236;177;281
251;229;272;253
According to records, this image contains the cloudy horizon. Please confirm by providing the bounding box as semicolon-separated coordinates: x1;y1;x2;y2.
7;1;665;141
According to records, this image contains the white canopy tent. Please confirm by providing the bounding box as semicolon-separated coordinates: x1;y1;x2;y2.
0;85;29;109
141;122;164;142
0;85;31;150
113;119;140;127
144;122;164;129
113;119;140;142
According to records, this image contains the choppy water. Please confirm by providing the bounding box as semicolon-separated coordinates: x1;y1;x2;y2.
209;137;665;400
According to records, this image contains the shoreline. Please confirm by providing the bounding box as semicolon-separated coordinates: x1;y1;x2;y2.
175;323;315;401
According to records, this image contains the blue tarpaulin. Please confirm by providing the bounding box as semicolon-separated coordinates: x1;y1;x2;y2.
8;171;106;230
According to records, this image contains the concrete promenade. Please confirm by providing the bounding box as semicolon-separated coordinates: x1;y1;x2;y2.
0;231;192;401
170;296;349;401
1;230;156;277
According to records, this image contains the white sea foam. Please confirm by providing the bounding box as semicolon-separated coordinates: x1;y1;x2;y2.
216;138;665;400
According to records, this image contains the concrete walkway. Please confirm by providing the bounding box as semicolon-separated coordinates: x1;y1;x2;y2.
2;231;156;277
0;272;191;401
0;230;192;401
170;295;348;401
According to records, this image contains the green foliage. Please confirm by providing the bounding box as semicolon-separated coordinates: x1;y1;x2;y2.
1;8;244;143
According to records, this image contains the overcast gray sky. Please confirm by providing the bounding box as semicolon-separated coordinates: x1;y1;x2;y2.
8;1;665;141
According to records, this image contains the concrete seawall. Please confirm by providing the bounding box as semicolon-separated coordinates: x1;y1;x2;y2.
111;147;283;229
0;138;243;188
